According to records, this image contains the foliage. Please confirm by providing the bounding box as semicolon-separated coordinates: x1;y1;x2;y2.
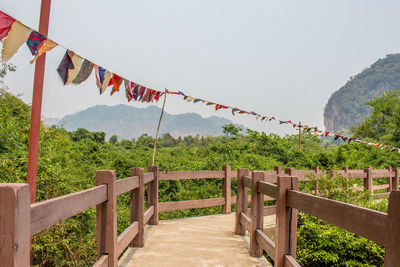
352;89;400;147
1;91;398;266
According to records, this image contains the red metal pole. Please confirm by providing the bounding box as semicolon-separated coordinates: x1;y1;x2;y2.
27;0;52;203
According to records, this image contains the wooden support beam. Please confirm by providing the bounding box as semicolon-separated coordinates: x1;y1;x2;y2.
235;168;248;235
222;165;231;214
148;166;159;225
131;168;144;247
0;184;30;267
96;170;117;267
384;191;400;266
250;171;264;257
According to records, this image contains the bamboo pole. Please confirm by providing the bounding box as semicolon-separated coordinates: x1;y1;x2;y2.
298;121;301;151
152;90;167;165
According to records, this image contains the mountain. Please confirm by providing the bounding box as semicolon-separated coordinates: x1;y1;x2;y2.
43;117;60;126
56;104;244;139
324;54;400;132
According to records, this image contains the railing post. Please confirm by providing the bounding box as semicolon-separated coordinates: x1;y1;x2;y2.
96;170;117;267
284;167;295;176
384;191;400;266
386;166;393;192
274;166;282;175
393;168;399;191
131;167;144;247
342;166;349;183
275;175;298;267
148;166;159;225
0;184;30;267
250;171;264;257
364;167;373;193
312;166;319;194
222;165;231;214
235;168;248;235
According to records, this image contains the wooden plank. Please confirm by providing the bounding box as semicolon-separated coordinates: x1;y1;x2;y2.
250;172;264;257
231;194;274;204
222;166;231;214
144;206;155;225
286;190;387;246
148;166;159;225
275;176;292;267
159;198;225;212
256;229;276;260
235;168;248;235
243;175;252;188
284;255;301;267
229;170;238;178
373;192;391;199
371;169;391;178
31;185;107;235
384;191;400;266
92;254;109;267
96;170;117;266
131;168;144;247
264;205;276;216
144;172;154;184
116;222;138;256
240;212;251;232
158;170;225;180
0;184;30;267
258;181;278;199
373;184;389;190
348;170;367;178
116;176;139;195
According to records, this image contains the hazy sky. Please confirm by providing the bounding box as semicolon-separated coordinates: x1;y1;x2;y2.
1;0;400;136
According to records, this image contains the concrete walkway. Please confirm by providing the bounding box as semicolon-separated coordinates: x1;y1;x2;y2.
119;213;274;267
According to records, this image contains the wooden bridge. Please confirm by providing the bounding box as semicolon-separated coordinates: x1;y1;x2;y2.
1;166;400;266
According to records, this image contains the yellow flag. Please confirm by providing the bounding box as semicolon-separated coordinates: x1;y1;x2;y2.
30;38;58;64
2;21;32;62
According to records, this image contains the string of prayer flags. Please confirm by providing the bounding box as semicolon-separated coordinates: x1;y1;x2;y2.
0;10;399;153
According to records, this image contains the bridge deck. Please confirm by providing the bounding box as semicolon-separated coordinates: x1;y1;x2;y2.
119;213;274;267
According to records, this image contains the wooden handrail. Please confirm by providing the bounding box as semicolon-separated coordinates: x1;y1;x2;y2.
159;198;225;212
144;172;154;184
144;206;155;225
286;190;387;246
257;181;278;199
31;185;107;235
158;170;225;180
242;175;252;188
92;255;109;267
116;176;139;195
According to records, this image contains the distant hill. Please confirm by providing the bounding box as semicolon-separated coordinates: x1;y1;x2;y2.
324;54;400;132
55;104;244;139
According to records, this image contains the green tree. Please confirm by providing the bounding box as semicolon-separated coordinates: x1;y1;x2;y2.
109;135;118;144
222;123;242;138
352;89;400;146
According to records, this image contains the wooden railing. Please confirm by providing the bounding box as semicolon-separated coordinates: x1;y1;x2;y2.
1;165;398;266
235;170;400;267
0;167;158;267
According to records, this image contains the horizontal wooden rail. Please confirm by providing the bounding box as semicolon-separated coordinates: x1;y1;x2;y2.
231;194;275;204
287;190;387;246
144;206;155;225
31;185;107;235
243;175;252;188
144;172;154;184
258;181;278;199
116;176;139;195
256;229;275;260
116;221;138;256
371;170;391;178
92;254;109;267
158;170;225;180
374;184;390;190
159;197;225;212
240;212;251;232
284;255;301;267
347;170;367;178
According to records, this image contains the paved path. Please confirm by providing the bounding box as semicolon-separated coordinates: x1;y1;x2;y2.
119;213;274;267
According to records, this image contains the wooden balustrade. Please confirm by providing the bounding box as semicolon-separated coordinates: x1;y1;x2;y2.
1;165;399;266
235;169;400;266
